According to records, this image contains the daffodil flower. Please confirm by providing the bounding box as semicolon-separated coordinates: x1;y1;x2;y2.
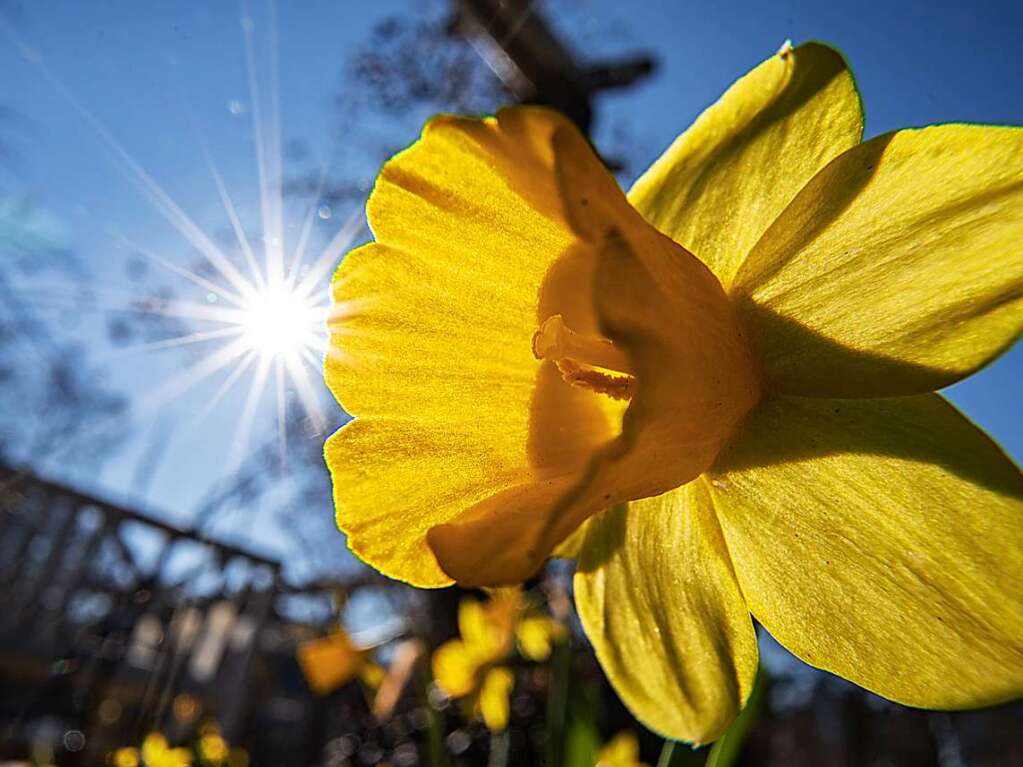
432;589;563;730
325;41;1023;743
196;722;229;767
140;733;193;767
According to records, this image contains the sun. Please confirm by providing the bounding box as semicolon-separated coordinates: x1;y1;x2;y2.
239;280;324;361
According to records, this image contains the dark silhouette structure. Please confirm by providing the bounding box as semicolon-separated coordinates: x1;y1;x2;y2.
0;465;385;766
451;0;655;134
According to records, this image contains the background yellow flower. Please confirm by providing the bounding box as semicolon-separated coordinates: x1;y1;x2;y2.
432;589;565;731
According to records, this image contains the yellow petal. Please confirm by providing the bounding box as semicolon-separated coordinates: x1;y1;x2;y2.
709;394;1023;708
141;734;168;763
575;486;759;744
628;42;862;288
457;599;491;651
432;639;481;699
515;614;564;661
596;731;647;767
326;419;536;587
733;125;1023;396
427;474;580;586
326;108;623;586
478;666;515;731
454;594;517;660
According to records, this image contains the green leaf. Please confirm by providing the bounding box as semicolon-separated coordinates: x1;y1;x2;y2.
563;680;601;767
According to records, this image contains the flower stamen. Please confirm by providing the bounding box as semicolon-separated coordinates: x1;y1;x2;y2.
532;314;635;400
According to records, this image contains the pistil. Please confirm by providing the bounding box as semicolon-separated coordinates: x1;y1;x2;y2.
532;315;635;400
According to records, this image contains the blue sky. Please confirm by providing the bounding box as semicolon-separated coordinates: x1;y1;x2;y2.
1;0;1021;565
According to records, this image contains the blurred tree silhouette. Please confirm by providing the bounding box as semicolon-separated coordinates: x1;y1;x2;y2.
0;194;126;470
0;6;126;472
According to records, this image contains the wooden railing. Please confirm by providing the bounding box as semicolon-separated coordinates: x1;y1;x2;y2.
0;464;284;761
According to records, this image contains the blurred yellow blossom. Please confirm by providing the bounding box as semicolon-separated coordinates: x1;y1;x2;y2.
432;589;564;730
140;733;192;767
596;731;648;767
477;665;516;732
326;39;1023;744
297;627;422;724
196;722;228;766
112;747;140;767
515;616;557;661
110;725;244;767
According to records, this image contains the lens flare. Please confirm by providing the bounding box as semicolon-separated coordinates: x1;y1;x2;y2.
239;281;323;361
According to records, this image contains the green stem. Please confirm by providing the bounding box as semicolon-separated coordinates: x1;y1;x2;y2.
416;662;450;767
656;740;700;767
656;667;769;767
545;639;571;767
656;740;679;767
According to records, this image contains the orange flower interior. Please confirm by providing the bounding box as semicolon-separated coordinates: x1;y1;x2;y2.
429;202;763;586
